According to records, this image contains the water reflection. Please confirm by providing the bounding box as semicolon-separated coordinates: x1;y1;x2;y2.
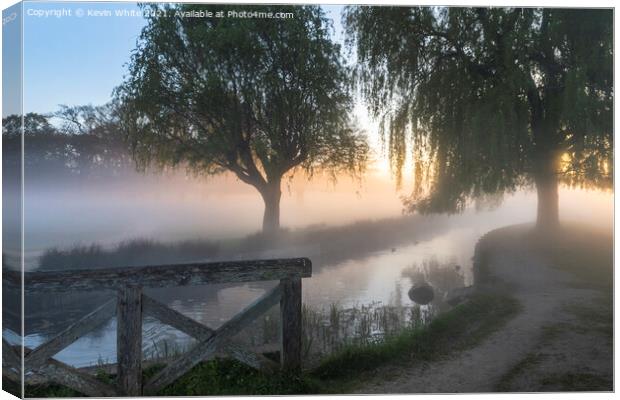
9;225;481;368
402;258;467;311
4;186;612;368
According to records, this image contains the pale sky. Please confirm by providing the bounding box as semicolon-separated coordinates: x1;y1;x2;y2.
13;1;394;175
18;2;346;114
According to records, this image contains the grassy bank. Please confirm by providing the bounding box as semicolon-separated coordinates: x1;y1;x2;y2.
12;222;522;397
530;222;613;354
13;222;611;396
493;223;613;392
312;293;519;383
529;222;613;292
36;214;452;271
17;292;519;397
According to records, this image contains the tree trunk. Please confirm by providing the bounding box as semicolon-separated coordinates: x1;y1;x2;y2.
534;152;560;231
260;178;282;234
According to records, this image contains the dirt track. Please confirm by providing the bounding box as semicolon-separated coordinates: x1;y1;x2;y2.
357;225;613;393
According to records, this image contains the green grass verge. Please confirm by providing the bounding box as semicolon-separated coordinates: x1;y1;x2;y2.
17;361;320;397
313;293;520;382
24;384;83;398
540;372;613;391
528;223;613;291
153;359;320;396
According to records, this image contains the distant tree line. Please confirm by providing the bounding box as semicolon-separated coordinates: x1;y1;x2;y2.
2;106;134;183
2;5;612;234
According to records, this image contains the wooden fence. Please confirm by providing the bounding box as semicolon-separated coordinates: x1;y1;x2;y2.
2;258;312;396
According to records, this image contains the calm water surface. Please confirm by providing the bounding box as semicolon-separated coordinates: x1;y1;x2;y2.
4;181;612;368
11;226;481;367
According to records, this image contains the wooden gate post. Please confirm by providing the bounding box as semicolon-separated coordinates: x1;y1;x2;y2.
279;277;302;372
10;258;312;395
117;285;143;396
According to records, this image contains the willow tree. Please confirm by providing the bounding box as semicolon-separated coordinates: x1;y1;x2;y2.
116;4;367;233
345;7;612;229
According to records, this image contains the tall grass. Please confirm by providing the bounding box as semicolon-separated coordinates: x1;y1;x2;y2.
36;214;452;271
144;338;194;361
133;300;435;370
297;301;434;367
313;293;520;380
38;239;220;270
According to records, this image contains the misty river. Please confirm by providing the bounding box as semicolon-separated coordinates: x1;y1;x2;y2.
3;172;613;368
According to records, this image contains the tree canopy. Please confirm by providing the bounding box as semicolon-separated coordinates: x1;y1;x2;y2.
115;4;368;232
345;7;612;227
2;109;131;182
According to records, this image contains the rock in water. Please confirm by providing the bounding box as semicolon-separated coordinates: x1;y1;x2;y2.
408;284;434;305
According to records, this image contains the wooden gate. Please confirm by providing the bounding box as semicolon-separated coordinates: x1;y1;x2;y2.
2;258;312;396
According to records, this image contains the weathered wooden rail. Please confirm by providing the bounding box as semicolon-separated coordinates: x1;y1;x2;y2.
2;258;312;396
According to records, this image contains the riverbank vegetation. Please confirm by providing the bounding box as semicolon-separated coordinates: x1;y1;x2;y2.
529;223;613;292
13;291;518;397
36;214;454;271
10;221;612;396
